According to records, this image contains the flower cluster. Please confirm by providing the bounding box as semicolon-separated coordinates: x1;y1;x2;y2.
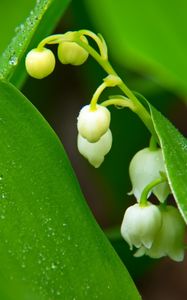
25;29;186;263
121;202;185;262
121;147;186;262
25;30;116;168
134;205;185;262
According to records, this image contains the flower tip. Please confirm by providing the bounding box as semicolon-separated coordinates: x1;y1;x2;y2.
127;190;133;196
89;157;104;168
77;129;112;168
142;239;153;249
169;249;185;262
134;247;146;257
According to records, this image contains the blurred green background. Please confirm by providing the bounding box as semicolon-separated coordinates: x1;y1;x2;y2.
1;0;187;299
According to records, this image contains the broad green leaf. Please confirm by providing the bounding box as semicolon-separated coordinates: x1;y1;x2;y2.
149;105;187;223
82;0;187;95
0;0;70;87
0;80;140;300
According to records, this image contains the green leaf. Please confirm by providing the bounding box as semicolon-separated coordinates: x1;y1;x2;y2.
0;0;70;87
0;80;140;299
0;0;35;55
82;0;187;95
149;105;187;223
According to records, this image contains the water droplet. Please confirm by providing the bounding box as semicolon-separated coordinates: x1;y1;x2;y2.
21;262;26;268
51;262;57;270
0;175;3;181
9;55;18;66
14;26;20;33
1;193;6;199
20;24;25;31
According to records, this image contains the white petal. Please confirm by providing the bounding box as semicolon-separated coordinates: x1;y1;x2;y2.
129;147;170;202
134;247;146;257
143;206;185;262
121;203;162;250
77;129;112;168
77;105;111;142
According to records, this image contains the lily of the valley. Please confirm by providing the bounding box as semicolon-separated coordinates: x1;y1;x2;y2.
129;147;170;203
135;205;185;262
77;129;112;168
121;202;162;250
77;104;111;143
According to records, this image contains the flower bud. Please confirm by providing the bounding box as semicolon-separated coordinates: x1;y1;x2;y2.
77;104;111;143
129;148;170;203
135;206;185;262
77;129;112;168
25;48;55;79
121;202;162;250
58;35;88;66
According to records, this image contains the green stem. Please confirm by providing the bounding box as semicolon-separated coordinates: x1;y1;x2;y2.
78;29;108;59
75;39;157;141
149;136;158;151
101;98;134;110
140;177;167;206
38;34;64;49
90;82;107;111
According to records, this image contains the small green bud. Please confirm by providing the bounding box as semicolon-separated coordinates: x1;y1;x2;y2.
103;75;122;87
25;48;55;79
135;206;185;262
77;104;111;143
121;202;162;250
77;129;112;168
129;147;170;202
58;35;88;66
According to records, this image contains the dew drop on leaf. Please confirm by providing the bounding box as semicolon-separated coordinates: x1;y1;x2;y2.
9;55;18;66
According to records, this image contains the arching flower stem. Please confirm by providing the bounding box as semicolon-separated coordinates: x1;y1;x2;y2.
75;37;157;141
140;176;167;207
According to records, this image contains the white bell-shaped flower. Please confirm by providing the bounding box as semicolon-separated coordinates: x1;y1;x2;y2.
135;206;185;262
77;129;112;168
77;104;111;143
121;202;162;250
129;147;170;203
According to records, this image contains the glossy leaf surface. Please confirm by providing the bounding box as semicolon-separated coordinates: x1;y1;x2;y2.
150;105;187;223
0;80;140;299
